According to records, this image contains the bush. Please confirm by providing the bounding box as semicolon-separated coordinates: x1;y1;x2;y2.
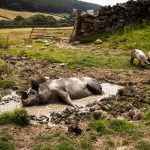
0;108;30;126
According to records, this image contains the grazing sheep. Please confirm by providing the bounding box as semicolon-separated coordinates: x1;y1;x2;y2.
130;49;150;67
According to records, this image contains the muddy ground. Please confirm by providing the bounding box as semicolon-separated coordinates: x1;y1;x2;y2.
0;54;150;149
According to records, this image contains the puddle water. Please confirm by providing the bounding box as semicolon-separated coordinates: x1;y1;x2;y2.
0;83;123;116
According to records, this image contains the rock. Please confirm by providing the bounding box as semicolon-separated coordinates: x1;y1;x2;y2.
68;125;82;135
133;111;142;120
94;39;103;44
72;41;80;45
26;45;32;48
45;42;50;46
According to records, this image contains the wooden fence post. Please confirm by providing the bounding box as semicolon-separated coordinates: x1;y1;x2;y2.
70;10;81;42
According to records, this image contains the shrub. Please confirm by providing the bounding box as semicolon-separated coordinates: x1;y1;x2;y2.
0;108;30;126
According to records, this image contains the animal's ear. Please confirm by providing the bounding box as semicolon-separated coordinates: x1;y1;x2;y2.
18;91;28;100
30;79;39;91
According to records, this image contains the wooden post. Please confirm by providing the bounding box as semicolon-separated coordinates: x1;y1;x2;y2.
70;10;81;42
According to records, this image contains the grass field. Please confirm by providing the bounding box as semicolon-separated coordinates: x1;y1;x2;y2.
0;8;64;20
0;24;149;70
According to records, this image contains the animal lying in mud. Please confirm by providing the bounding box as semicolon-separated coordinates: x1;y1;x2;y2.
20;77;103;107
130;49;150;67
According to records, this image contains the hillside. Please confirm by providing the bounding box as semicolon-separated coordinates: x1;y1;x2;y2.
0;0;100;14
0;8;63;20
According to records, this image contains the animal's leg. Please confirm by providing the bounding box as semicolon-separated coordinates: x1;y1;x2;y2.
87;83;102;94
130;57;134;64
57;91;75;107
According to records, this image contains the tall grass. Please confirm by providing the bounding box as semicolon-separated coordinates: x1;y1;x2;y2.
0;108;30;126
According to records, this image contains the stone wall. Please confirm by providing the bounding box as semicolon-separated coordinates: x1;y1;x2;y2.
78;0;150;35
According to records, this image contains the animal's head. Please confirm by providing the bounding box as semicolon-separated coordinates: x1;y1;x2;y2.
19;90;40;107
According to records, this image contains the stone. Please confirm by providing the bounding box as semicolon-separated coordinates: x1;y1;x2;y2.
72;41;80;45
94;39;103;44
26;45;32;48
45;42;50;46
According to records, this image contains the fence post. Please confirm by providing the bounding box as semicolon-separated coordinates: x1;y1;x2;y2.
70;10;81;42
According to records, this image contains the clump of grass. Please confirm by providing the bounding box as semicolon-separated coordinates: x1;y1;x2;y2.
109;119;137;135
35;132;61;142
0;131;15;150
122;140;129;146
89;119;139;136
135;141;150;150
0;63;12;76
0;36;9;49
0;80;15;89
34;132;76;150
80;139;93;150
89;120;111;136
0;108;30;126
142;110;150;125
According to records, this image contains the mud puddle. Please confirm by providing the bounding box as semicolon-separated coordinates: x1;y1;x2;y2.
0;83;123;115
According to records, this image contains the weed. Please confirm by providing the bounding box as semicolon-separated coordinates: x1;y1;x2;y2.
135;141;150;150
0;108;30;126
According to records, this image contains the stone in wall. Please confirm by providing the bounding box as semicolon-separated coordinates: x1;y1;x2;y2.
77;0;150;35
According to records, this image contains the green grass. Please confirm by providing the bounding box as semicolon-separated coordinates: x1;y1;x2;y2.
109;119;137;135
143;110;150;125
89;120;111;136
0;130;15;150
136;141;150;150
0;24;150;70
34;132;76;150
77;23;150;50
0;36;9;49
0;80;15;89
89;119;139;136
34;131;95;150
0;108;30;126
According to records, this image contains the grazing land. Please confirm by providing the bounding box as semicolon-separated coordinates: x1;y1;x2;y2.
0;24;150;150
0;8;64;20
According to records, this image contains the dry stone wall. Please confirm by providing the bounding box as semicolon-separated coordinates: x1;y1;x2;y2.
79;0;150;35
